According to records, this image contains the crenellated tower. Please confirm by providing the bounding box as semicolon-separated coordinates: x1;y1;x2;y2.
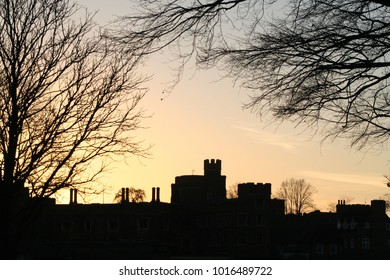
171;159;226;205
203;159;225;201
204;159;221;176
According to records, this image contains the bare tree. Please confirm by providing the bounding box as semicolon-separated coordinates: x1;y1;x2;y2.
113;187;146;203
226;182;239;199
382;175;390;212
385;174;390;187
380;193;390;213
113;0;390;151
0;0;148;258
275;178;317;215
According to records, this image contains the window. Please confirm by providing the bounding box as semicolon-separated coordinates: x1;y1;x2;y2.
362;238;370;250
61;221;73;232
220;233;227;245
137;217;149;230
330;244;337;255
256;233;263;245
83;220;91;232
315;243;324;254
181;238;191;249
337;219;342;229
207;215;211;226
343;238;349;249
163;218;170;231
237;213;248;226
237;232;247;244
217;215;223;226
107;219;118;232
256;214;263;225
350;218;356;229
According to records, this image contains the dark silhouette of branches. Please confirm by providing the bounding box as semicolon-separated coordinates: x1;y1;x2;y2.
226;182;239;199
113;187;146;203
0;0;148;258
275;178;317;215
111;0;256;56
113;0;390;150
0;0;148;197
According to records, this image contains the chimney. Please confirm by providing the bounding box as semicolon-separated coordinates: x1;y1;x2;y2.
152;187;156;202
70;189;74;204
126;187;130;202
74;189;77;204
70;189;77;204
156;187;160;202
121;187;125;203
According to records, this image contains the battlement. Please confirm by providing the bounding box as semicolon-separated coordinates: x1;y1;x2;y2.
204;159;221;176
336;199;386;215
237;182;272;199
238;182;272;188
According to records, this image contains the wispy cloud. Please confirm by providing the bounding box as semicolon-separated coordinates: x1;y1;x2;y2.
301;170;384;187
233;124;304;151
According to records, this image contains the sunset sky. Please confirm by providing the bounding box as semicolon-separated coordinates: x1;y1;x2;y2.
72;0;390;211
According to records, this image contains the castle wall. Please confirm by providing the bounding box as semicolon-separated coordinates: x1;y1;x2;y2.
171;159;226;205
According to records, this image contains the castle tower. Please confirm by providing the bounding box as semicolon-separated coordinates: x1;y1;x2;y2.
204;159;221;177
203;159;226;202
171;159;226;205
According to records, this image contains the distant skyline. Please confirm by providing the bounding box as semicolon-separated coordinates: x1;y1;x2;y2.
72;0;390;211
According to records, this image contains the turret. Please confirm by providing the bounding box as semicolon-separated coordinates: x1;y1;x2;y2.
171;159;226;204
204;159;221;177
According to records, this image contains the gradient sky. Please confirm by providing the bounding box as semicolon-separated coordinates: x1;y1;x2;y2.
72;0;390;211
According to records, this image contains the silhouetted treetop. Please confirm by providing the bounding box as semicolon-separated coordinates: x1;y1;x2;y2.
113;0;390;150
0;0;148;200
275;178;317;215
0;0;150;259
113;187;146;203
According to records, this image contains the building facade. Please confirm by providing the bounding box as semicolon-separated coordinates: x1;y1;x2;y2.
12;159;390;259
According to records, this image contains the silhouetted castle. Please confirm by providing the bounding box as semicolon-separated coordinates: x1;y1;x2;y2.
14;159;390;259
171;159;226;204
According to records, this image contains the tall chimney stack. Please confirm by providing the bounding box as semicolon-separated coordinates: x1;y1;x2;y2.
156;187;160;202
74;189;77;204
121;187;125;203
70;189;73;204
152;187;156;202
126;187;129;203
69;189;77;204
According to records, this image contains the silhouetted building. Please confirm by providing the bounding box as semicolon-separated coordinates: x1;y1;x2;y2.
335;199;390;259
171;159;226;204
11;159;390;259
170;180;285;259
278;200;390;259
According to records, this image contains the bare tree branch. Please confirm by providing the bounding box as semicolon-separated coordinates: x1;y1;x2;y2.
275;178;317;215
226;182;239;198
0;0;149;198
113;0;390;151
0;0;149;257
113;187;146;203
